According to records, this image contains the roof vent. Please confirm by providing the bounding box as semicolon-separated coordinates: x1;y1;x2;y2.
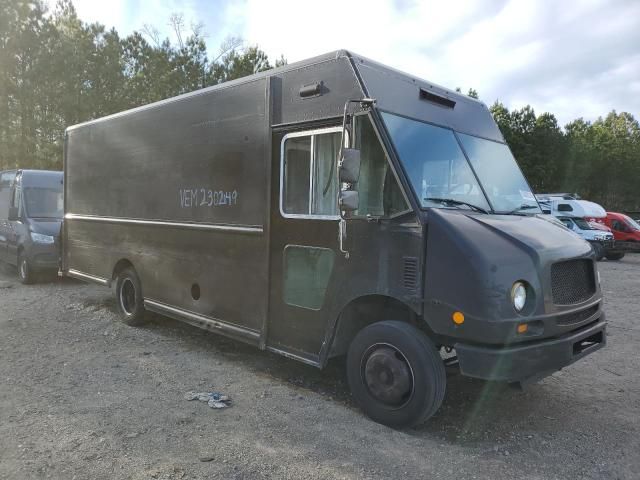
419;88;456;109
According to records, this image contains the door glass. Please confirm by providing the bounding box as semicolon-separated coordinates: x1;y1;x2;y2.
11;187;22;216
281;129;341;217
312;133;340;215
283;245;335;310
282;136;311;214
353;116;408;216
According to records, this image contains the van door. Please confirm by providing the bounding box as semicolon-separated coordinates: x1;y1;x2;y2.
0;171;16;262
266;118;412;363
6;182;22;265
267;127;344;362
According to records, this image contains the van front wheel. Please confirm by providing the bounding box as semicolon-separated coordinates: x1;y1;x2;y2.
115;267;146;326
346;320;446;428
592;243;604;261
18;254;34;284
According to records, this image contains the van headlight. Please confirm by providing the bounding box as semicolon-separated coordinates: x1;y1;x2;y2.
31;232;55;244
511;281;527;312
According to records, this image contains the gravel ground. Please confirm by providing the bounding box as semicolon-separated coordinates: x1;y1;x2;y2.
0;256;639;480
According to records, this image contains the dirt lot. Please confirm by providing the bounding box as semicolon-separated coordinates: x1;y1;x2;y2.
0;257;639;480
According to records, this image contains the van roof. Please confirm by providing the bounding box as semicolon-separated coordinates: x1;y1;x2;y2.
65;50;503;142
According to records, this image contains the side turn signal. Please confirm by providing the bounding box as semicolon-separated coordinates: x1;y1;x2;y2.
452;311;465;325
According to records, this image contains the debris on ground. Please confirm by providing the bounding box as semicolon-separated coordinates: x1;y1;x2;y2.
184;391;231;409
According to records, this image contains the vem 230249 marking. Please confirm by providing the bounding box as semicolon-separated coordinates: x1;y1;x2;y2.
179;188;238;208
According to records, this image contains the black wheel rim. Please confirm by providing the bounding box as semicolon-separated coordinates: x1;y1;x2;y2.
120;278;136;316
361;343;415;409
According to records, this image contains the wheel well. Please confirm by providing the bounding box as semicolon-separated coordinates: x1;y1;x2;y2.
112;259;134;282
328;295;420;359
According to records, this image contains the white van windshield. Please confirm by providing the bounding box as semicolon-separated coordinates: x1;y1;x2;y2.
623;215;640;231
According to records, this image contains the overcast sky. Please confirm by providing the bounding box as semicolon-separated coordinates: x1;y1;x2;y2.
61;0;639;127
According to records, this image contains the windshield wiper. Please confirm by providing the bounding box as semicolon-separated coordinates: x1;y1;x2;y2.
505;204;539;215
424;197;489;214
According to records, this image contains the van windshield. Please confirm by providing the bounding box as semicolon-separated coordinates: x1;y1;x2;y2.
572;218;592;230
381;112;541;215
623;215;640;231
23;187;63;219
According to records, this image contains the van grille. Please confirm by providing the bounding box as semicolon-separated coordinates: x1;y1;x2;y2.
550;259;596;305
556;304;599;326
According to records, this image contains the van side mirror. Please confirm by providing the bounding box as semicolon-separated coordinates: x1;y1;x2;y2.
339;148;361;183
8;206;19;221
339;190;359;212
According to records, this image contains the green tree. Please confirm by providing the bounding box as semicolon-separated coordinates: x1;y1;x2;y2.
0;1;285;170
209;46;274;85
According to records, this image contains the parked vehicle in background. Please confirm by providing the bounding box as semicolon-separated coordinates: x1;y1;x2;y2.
556;216;614;261
0;170;63;283
603;212;640;243
63;50;607;428
588;212;640;260
537;194;615;260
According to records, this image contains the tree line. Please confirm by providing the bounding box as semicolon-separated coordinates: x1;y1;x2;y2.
0;0;284;172
2;1;638;211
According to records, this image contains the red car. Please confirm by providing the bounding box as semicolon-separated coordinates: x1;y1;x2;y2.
603;212;640;242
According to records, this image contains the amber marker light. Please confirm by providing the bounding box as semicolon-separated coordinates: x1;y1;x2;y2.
517;323;528;334
452;311;465;325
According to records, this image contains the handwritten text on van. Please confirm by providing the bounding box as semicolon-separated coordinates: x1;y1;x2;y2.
179;188;238;208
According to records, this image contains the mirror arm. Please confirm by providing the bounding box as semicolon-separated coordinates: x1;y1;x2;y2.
336;98;376;259
338;218;349;259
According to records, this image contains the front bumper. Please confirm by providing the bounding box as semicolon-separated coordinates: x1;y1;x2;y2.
599;239;615;250
455;316;606;383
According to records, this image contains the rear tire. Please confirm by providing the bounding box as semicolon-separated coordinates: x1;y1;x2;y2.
346;320;446;428
18;254;34;285
115;267;146;326
605;252;625;261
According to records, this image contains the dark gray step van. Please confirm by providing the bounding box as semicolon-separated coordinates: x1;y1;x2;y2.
0;169;63;283
62;50;606;428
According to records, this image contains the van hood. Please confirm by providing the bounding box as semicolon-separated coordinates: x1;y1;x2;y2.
464;212;592;256
423;208;593;327
28;218;62;237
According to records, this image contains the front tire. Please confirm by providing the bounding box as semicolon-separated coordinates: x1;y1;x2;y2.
605;252;625;261
592;243;604;261
115;267;146;326
346;321;446;428
18;254;34;285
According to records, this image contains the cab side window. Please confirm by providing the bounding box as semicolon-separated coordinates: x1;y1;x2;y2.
611;220;624;232
0;172;15;188
281;129;341;218
353;116;409;217
0;172;14;219
11;184;22;216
